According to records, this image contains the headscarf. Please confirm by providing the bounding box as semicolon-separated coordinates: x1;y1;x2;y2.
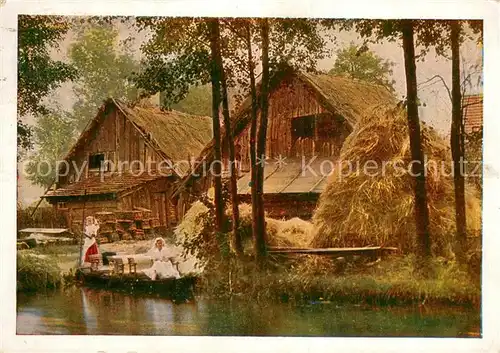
84;216;100;238
147;237;180;262
152;237;166;249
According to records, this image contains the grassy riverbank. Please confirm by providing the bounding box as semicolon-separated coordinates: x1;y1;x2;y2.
16;241;480;308
199;255;480;308
17;253;63;292
16;240;153;292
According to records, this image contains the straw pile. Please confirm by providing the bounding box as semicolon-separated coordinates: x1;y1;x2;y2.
175;201;315;256
311;105;482;257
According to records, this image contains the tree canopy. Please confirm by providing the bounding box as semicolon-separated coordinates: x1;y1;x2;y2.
25;110;75;188
25;22;140;188
132;18;329;106
329;43;396;92
170;85;212;116
68;23;139;132
17;15;77;151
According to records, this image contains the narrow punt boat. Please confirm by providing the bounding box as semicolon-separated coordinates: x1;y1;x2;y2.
75;268;198;300
75;253;198;300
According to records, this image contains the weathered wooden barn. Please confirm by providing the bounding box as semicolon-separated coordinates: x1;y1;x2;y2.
44;98;212;231
174;67;395;219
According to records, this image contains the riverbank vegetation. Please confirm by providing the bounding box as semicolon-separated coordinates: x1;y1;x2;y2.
17;252;62;292
175;198;480;307
196;252;480;308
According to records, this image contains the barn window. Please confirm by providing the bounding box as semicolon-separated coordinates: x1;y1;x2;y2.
88;153;105;170
57;202;67;210
291;116;315;139
316;114;338;139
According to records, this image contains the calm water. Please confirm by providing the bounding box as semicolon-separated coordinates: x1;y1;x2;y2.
16;287;480;337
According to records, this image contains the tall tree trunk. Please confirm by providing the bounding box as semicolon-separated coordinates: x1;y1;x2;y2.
450;21;467;263
209;19;224;234
246;22;260;260
216;25;243;257
254;19;270;263
401;20;432;262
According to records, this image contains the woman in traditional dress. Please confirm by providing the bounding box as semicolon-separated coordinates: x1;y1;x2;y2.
142;237;181;280
81;216;100;267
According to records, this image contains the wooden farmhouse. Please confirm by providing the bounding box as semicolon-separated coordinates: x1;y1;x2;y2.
174;67;395;219
44;98;212;235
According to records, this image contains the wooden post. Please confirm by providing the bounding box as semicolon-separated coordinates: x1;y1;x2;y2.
78;189;87;267
164;191;170;230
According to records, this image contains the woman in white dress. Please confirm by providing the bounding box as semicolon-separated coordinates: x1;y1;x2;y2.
81;216;100;267
142;237;181;280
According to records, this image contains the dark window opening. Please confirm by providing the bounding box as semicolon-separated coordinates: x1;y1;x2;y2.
316;116;337;140
57;202;67;210
89;153;105;169
291;116;315;139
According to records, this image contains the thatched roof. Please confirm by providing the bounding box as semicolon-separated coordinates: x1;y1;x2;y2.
173;67;396;196
297;72;397;127
63;98;212;171
114;100;213;162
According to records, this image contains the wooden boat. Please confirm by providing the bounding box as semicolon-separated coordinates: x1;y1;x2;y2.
75;268;198;300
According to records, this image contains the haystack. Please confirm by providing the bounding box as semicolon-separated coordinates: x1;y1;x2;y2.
311;105;482;257
175;200;314;255
235;203;294;249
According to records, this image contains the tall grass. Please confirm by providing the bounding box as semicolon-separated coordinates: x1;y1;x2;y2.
17;253;62;292
199;255;480;308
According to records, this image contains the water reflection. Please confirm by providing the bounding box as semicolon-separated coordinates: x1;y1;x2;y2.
16;288;480;337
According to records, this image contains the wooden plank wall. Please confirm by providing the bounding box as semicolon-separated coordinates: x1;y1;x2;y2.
57;107;166;188
117;179;178;227
66;199;119;230
236;77;349;170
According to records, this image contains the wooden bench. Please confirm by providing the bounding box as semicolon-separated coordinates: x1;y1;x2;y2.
109;257;125;274
88;254;103;272
127;257;137;274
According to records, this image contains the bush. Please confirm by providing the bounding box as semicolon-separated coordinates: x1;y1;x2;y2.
17;252;62;292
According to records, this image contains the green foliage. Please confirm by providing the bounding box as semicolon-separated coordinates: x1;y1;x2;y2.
25;111;75;188
132;18;328;105
269;19;328;71
17;252;62;292
17;16;78;117
132;18;211;105
202;255;480;307
326;19;483;59
170;84;212;116
329;43;396;92
17;15;78;151
177;183;232;267
68;24;139;132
